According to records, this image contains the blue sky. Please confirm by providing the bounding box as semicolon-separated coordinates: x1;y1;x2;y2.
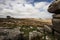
0;0;53;19
26;0;52;6
27;0;52;2
34;0;52;2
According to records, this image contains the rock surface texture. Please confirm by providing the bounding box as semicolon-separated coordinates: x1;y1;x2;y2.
48;0;60;13
0;27;21;40
48;0;60;40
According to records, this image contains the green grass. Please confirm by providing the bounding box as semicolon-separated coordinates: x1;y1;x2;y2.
20;26;38;35
19;26;57;40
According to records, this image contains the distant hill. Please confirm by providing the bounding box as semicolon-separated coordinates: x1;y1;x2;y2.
0;18;52;27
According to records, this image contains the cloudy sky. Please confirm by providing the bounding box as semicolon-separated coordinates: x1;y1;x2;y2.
0;0;53;18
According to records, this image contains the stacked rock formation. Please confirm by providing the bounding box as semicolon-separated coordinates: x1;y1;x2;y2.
48;0;60;39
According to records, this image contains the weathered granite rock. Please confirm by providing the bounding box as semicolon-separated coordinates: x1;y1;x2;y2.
52;11;60;40
0;27;21;40
29;31;43;40
52;14;60;32
48;0;60;40
48;0;60;13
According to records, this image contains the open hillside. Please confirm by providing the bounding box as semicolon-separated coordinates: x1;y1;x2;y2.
0;18;52;27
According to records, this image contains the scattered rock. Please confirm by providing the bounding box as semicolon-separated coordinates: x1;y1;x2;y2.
0;27;20;40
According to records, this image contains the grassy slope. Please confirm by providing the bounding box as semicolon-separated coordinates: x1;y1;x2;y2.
0;18;52;27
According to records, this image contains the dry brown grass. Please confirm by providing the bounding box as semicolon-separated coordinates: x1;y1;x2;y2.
0;18;52;27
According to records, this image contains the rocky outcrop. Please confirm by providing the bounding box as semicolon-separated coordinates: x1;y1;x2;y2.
48;0;60;13
29;31;43;40
0;27;21;40
52;15;60;40
48;0;60;40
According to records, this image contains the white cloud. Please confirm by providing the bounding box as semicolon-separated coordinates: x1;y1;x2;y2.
0;0;52;18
